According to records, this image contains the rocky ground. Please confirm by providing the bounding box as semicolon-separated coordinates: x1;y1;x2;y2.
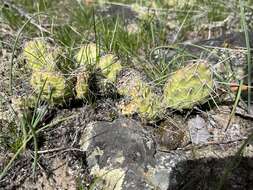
0;0;253;190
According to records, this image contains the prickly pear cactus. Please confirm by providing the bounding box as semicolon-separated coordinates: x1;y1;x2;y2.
163;60;213;109
23;39;58;71
75;71;89;99
97;54;122;83
76;43;97;67
117;68;162;119
30;71;73;104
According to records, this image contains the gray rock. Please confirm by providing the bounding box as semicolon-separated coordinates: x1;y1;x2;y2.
80;117;253;190
80;118;187;190
188;115;211;144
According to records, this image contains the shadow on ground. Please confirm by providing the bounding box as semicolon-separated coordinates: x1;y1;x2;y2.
168;156;253;190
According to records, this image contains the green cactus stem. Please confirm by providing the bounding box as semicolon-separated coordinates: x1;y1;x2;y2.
163;60;214;109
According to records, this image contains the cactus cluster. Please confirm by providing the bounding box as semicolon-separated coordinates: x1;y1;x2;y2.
30;71;73;103
116;60;213;119
75;46;123;97
24;39;74;104
163;61;213;109
116;69;162;120
23;39;214;120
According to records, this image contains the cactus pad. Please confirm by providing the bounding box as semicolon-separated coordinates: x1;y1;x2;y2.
75;71;89;99
23;39;58;71
30;71;73;103
76;43;97;66
163;61;213;109
117;68;162;119
97;54;122;83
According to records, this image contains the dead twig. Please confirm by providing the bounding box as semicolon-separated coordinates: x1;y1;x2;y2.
37;147;85;154
158;137;248;153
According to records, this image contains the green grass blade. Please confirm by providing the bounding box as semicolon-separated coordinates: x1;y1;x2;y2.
239;0;252;113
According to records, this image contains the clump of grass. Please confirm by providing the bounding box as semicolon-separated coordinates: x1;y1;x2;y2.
0;88;48;179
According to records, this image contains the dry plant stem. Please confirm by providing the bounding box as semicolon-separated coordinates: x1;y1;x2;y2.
37;147;85;154
225;80;243;131
235;110;253;119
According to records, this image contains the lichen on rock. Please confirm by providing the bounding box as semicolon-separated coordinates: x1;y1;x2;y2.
79;118;189;190
80;118;157;190
163;60;214;109
90;167;126;190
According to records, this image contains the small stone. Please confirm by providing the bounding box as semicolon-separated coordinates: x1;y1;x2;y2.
188;115;211;144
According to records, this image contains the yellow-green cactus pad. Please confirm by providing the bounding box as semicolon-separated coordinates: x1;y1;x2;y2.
117;69;162;119
75;71;89;99
76;43;97;66
23;39;58;71
97;54;122;83
30;71;73;103
163;61;213;109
